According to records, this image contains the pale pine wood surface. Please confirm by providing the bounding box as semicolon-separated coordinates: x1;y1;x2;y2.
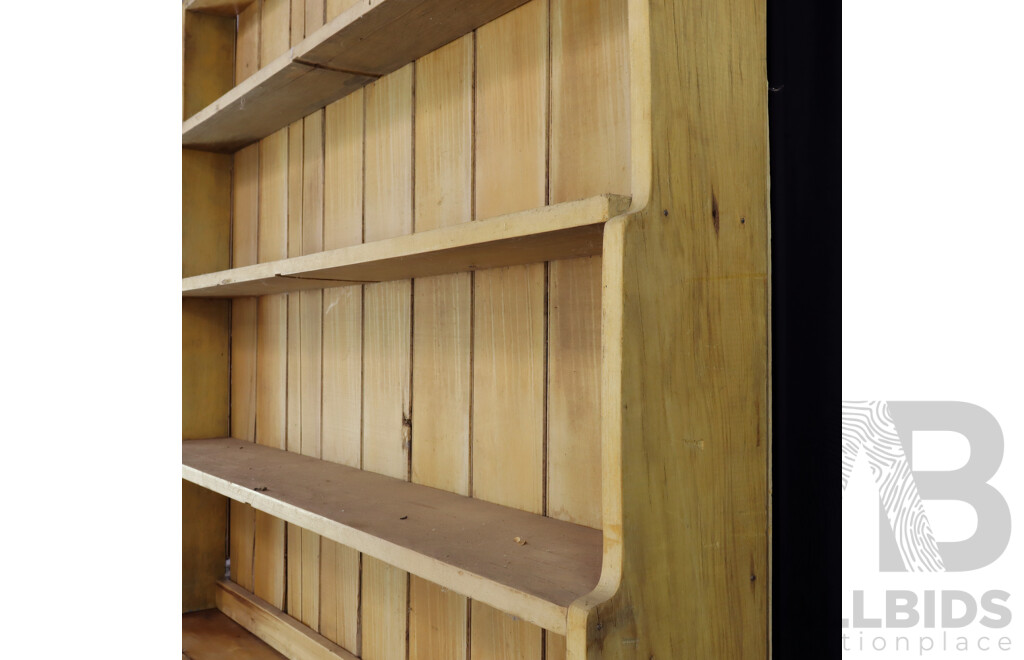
183;608;286;660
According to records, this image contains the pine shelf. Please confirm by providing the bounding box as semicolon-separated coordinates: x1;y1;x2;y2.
183;0;533;152
182;194;629;297
183;438;602;634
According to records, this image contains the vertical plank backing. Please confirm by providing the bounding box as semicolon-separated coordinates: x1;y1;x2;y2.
326;0;359;21
305;0;325;35
471;2;548;657
183;147;231;612
291;0;305;47
549;0;631;202
298;111;327;631
230;142;260;593
235;0;261;84
408;34;473;660
254;128;289;611
360;64;414;660
320;90;364;655
286;119;305;624
260;0;290;65
547;7;629;652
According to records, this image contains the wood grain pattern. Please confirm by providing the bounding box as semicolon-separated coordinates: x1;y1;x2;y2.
182;145;231;612
567;0;770;656
216;581;358;659
325;0;359;21
364;65;413;243
362;557;407;660
183;150;231;278
253;128;288;611
260;0;290;66
185;0;257;15
320;87;364;655
305;0;325;34
472;4;549;657
183;11;234;120
474;0;548;220
546;0;630;537
409;576;467;660
409;33;473;660
183;481;228;612
184;438;601;633
320;538;361;653
291;0;305;46
546;257;602;530
182;608;286;659
470;603;542;659
362;63;414;660
324;91;364;250
229;140;260;597
235;0;261;84
549;0;630;203
183;195;624;297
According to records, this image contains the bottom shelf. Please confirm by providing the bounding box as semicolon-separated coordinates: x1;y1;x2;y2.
184;581;356;660
183;609;285;660
182;438;603;634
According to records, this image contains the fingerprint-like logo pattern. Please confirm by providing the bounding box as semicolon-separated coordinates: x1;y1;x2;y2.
842;401;945;572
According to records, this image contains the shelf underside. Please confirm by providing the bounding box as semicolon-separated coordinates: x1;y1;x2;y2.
183;194;628;298
183;0;533;151
182;438;603;634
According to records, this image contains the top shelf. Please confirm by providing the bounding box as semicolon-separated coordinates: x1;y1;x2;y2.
183;0;533;152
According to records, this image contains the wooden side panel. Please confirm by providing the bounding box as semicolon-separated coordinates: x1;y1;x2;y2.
183;299;231;441
183;150;231;278
183;11;235;120
261;0;291;65
408;34;472;660
578;0;770;656
471;3;547;657
320;89;364;655
361;65;413;660
236;0;262;84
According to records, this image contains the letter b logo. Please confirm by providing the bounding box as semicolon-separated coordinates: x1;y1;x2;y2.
842;401;1011;572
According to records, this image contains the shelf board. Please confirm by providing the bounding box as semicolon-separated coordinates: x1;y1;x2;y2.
183;194;629;298
183;0;533;152
184;0;256;16
183;438;602;635
183;609;287;660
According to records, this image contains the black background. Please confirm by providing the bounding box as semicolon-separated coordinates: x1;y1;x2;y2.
768;0;841;654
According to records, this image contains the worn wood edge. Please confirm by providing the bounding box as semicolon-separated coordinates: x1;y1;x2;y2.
185;0;256;16
564;216;629;657
183;194;630;296
563;0;652;653
215;579;357;660
184;465;570;634
183;50;307;133
627;0;652;214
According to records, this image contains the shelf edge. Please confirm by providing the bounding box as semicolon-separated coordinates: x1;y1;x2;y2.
182;464;570;635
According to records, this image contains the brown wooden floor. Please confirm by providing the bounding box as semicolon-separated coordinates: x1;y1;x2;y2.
183;609;285;659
